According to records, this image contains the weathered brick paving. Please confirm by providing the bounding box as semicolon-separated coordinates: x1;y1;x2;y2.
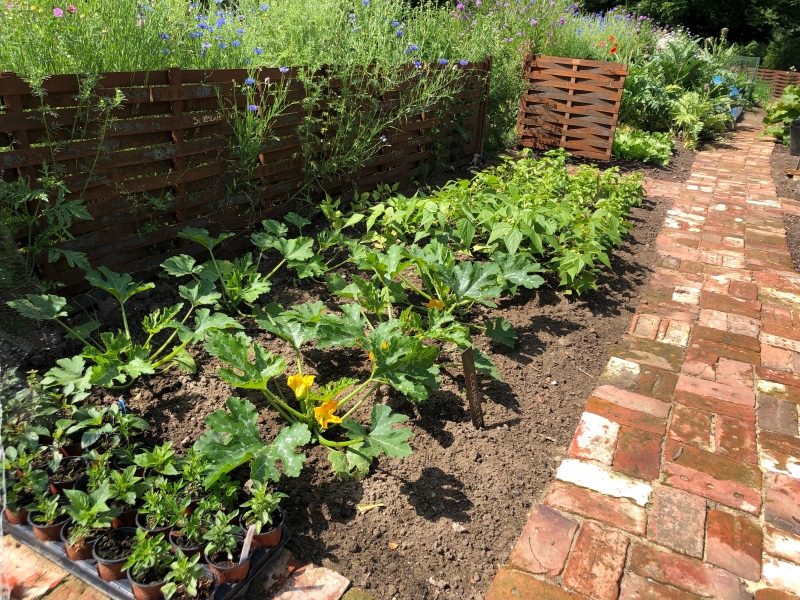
487;126;800;600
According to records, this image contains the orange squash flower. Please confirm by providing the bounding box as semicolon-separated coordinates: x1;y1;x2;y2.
427;298;445;310
314;400;342;430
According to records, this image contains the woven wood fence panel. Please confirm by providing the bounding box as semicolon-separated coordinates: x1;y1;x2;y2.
757;68;799;99
0;61;491;294
517;55;628;161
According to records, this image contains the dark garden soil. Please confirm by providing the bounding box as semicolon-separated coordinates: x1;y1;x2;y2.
94;529;136;560
49;458;86;482
770;142;800;272
20;192;670;600
170;578;215;600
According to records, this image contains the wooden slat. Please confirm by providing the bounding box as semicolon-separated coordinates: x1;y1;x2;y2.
517;55;627;161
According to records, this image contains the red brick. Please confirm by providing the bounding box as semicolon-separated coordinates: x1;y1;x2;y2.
271;565;350;600
486;568;583;600
715;358;755;388
699;291;761;319
762;304;793;327
764;525;800;565
633;368;679;402
758;396;799;435
677;390;756;422
612;427;662;481
569;412;619;465
760;430;800;457
675;375;756;407
756;272;783;286
762;344;795;372
706;510;762;581
730;280;758;300
0;536;68;600
715;415;758;464
619;573;705;600
663;439;762;513
586;397;666;435
646;486;706;558
755;590;800;600
628;542;752;600
764;472;800;535
669;403;713;449
758;366;800;390
592;386;671;418
685;339;760;366
508;505;578;577
544;481;647;536
613;337;686;373
764;323;800;343
564;522;629;600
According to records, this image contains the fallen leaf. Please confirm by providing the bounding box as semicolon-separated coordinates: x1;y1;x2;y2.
388;542;399;550
356;503;385;515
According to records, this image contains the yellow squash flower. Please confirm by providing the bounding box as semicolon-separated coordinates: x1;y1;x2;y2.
427;298;445;310
286;373;315;401
314;400;342;430
381;340;388;350
369;351;375;361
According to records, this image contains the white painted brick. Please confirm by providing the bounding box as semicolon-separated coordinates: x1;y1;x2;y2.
763;556;800;594
569;412;619;465
555;459;652;507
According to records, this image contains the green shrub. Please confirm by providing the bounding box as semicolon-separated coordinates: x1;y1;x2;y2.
670;91;733;150
763;85;800;145
612;127;674;165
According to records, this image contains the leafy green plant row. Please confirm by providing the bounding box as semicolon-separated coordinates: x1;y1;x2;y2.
762;84;800;145
9;151;644;482
612;127;675;165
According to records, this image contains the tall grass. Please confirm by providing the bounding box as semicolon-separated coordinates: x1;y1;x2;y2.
0;0;657;149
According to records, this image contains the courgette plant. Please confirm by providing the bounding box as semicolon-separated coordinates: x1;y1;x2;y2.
8;265;242;390
161;217;324;317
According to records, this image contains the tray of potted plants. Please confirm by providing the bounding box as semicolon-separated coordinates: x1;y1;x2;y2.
4;429;291;600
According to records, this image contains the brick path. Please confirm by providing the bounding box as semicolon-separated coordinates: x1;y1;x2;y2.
487;124;800;600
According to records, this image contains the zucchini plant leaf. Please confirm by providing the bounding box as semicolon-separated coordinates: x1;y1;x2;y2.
472;347;502;381
272;237;315;262
493;251;545;293
205;330;286;390
85;267;155;303
178;279;221;307
485;317;518;348
316;304;367;349
178;308;243;344
194;396;311;486
178;226;235;250
368;321;440;401
442;261;503;307
8;294;68;321
171;348;197;374
160;254;201;278
328;445;372;480
65;320;101;342
42;356;93;396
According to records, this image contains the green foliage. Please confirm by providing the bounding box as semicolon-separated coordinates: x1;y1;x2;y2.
124;529;172;582
9;266;242;391
240;481;287;533
63;483;119;545
162;550;206;600
763;85;800;145
108;466;148;509
28;493;66;526
671;91;733;150
613;127;675;165
203;510;242;562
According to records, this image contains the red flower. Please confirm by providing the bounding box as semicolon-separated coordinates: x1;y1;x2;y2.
609;35;614;41
610;46;618;54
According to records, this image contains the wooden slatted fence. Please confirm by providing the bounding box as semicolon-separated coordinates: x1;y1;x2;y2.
757;68;799;99
517;55;628;161
0;60;491;294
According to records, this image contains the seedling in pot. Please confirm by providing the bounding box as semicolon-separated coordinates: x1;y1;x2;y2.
4;444;49;522
134;441;180;476
138;488;187;532
107;401;151;448
124;529;172;586
63;483;119;557
0;370;57;447
171;511;208;552
203;510;242;564
86;451;115;492
27;493;67;526
108;466;148;511
162;550;213;600
240;481;286;534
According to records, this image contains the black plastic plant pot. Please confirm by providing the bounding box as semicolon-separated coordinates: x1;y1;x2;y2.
60;522;99;561
207;536;250;584
48;456;88;494
169;529;206;562
195;569;218;600
93;527;137;582
27;512;70;542
239;506;284;550
127;569;167;600
112;505;138;529
135;511;173;539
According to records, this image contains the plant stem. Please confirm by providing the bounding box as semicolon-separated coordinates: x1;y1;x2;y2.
55;319;102;352
263;389;306;421
339;383;379;421
336;378;374;410
399;274;431;300
317;434;365;448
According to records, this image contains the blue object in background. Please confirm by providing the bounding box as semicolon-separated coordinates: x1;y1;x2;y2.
712;76;743;120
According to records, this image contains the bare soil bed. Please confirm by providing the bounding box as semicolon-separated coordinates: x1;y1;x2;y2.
18;184;672;599
770;142;800;273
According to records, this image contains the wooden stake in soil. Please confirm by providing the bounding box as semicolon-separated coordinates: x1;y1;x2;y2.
461;347;484;429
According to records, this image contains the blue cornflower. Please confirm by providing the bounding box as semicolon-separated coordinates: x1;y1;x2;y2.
189;2;198;7
232;40;241;47
439;58;449;65
396;29;403;36
459;60;469;66
162;49;170;53
260;4;269;9
279;66;290;73
216;17;226;26
214;10;223;15
158;32;169;39
392;21;400;26
414;60;422;68
254;47;264;55
245;77;256;85
202;41;211;48
219;42;227;48
409;44;419;50
362;0;369;5
190;31;202;38
248;105;258;112
236;28;245;34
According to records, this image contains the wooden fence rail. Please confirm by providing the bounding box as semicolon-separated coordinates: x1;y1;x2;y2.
0;61;491;294
757;68;799;100
516;55;628;161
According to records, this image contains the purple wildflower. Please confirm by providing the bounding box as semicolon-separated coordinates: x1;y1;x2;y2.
395;29;403;36
245;77;256;85
236;28;245;34
53;7;64;17
409;44;419;51
254;47;263;55
279;66;289;73
247;105;258;112
439;58;449;65
459;60;469;66
232;40;240;47
219;42;227;48
202;41;211;48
